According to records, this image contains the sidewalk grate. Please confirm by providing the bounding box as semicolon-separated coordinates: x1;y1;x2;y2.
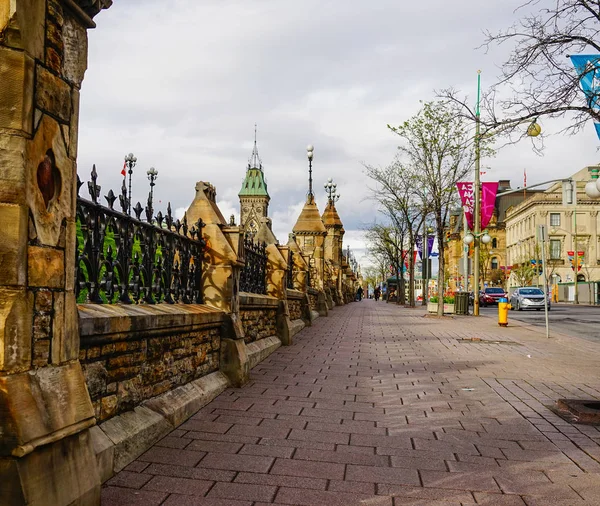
553;399;600;425
457;338;523;346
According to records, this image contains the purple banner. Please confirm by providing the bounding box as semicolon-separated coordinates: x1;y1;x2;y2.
481;182;499;230
427;235;434;258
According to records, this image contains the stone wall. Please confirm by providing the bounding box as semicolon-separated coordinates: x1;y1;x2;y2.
78;304;225;422
239;293;278;343
288;298;302;321
308;289;318;310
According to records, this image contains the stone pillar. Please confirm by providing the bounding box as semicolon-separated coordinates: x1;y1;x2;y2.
0;1;111;504
185;182;249;387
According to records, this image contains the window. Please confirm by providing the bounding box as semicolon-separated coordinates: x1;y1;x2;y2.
550;213;560;227
491;238;498;248
549;239;561;259
491;257;499;270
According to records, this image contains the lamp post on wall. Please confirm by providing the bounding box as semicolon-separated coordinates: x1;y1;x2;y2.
124;152;137;215
146;167;158;221
307;145;314;201
324;178;340;203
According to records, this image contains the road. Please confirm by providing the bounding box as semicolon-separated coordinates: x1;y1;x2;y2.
479;303;600;342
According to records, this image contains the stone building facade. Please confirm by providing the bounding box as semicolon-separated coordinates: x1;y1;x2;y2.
505;167;600;289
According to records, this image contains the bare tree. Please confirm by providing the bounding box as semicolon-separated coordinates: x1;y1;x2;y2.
364;160;426;307
441;0;600;140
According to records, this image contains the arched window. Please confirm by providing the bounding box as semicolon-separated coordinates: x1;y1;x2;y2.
491;238;498;248
491;257;499;270
577;273;586;282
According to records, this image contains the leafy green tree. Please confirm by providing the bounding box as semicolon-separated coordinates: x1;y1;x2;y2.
387;101;492;315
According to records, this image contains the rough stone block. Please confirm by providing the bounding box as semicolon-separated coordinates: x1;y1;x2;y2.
0;287;32;372
246;335;281;370
0;136;27;205
0;204;28;286
220;337;249;388
144;371;229;427
35;65;71;122
0;46;34;133
63;15;88;87
28;245;64;288
89;425;115;484
0;361;95;456
0;430;100;506
99;406;174;472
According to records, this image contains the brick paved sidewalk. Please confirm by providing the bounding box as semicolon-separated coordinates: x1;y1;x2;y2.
102;301;600;506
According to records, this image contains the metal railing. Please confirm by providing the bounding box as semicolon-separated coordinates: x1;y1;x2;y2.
75;166;205;304
239;234;267;294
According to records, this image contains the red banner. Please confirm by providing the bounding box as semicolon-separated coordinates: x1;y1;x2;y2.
481;182;499;229
456;182;474;230
456;181;499;231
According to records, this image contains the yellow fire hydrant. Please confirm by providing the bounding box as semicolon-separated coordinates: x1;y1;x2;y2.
498;297;510;327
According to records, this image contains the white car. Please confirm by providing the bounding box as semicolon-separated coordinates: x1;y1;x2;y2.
510;287;551;311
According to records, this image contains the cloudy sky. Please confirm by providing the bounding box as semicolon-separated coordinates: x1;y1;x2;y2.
77;0;600;268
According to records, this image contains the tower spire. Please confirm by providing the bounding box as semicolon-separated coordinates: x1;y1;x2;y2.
248;123;262;170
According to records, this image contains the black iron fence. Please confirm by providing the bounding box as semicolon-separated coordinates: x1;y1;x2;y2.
239;234;267;294
75;166;205;304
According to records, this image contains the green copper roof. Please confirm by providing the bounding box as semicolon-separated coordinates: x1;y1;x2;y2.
239;135;269;197
239;167;269;196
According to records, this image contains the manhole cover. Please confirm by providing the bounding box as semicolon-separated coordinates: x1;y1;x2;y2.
457;338;522;346
554;399;600;424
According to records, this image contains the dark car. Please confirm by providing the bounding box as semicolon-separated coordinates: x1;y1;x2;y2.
479;287;507;307
510;287;551;311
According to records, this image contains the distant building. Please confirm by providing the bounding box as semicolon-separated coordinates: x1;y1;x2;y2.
239;133;270;236
505;167;600;297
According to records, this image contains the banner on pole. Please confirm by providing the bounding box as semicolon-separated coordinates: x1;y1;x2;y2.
480;182;499;229
456;182;474;230
570;54;600;138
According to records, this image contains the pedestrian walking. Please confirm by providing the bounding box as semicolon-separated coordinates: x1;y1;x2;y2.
374;286;381;301
356;286;363;301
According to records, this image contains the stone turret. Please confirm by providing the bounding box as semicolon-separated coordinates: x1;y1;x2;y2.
321;198;345;305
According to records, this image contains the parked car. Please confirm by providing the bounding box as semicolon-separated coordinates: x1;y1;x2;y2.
479;287;507;307
510;287;551;311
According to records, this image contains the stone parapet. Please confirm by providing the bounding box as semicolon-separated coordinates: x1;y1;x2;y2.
78;303;225;422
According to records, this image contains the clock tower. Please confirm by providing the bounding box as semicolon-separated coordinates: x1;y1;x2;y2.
239;127;270;235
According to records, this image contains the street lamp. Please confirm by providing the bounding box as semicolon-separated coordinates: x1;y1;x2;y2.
124;152;137;215
324;178;340;203
146;167;158;221
307;145;314;201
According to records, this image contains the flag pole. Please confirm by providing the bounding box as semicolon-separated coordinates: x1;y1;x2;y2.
473;70;482;316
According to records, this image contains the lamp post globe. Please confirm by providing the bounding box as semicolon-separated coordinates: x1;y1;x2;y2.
527;121;541;137
481;233;492;245
585;180;600;199
463;233;475;245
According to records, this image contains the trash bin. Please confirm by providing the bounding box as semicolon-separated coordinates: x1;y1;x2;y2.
454;292;469;315
498;297;510;327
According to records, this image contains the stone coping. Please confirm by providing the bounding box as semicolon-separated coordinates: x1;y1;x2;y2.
286;288;306;300
78;303;225;342
239;292;279;308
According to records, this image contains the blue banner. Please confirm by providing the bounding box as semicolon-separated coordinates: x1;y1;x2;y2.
570;54;600;139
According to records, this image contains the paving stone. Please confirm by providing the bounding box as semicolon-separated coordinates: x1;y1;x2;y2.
185;439;243;454
101;487;168;506
270;458;345;480
238;443;295;458
155;435;192;449
142;475;213;496
234;471;327;490
197;452;274;473
137;447;205;467
162;495;252;506
274;486;392;505
143;463;236;482
419;470;501;492
288;428;350;445
207;482;277;502
106;471;152;489
346;464;420;486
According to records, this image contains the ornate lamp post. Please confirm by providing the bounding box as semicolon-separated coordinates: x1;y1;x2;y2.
307;145;314;201
146;167;158;221
124;152;137;215
324;178;340;203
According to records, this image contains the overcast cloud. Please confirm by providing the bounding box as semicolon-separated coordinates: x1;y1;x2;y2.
77;0;600;268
